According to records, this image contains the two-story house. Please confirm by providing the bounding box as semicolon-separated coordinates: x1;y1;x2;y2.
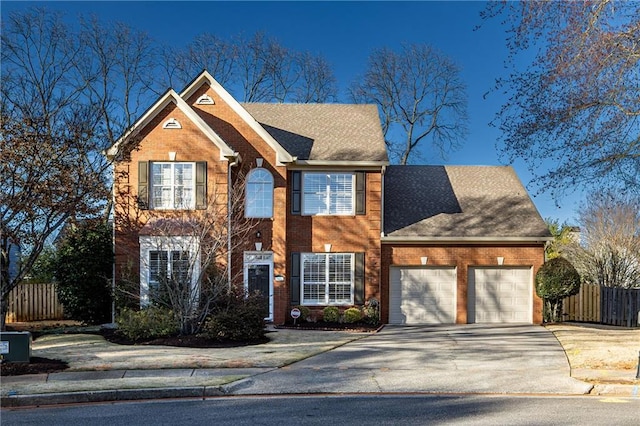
107;70;551;326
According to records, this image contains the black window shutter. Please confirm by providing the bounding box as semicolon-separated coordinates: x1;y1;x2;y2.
195;161;207;209
138;161;149;210
355;172;366;215
290;252;301;305
291;171;301;215
354;252;365;305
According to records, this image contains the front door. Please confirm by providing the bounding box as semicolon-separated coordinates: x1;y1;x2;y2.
244;252;273;321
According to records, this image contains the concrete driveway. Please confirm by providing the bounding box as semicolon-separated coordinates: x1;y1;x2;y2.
225;324;593;395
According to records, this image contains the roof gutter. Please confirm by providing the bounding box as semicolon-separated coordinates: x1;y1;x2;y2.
381;236;553;244
289;160;389;170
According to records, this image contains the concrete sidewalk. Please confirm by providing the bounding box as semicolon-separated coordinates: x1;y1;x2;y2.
1;325;639;407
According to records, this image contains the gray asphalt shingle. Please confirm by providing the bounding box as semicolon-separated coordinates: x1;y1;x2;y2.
384;165;551;239
242;103;388;162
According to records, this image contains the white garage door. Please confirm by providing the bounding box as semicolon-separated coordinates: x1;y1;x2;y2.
389;267;456;324
469;267;532;323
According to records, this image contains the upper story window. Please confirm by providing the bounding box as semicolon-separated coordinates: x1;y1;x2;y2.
151;162;195;209
245;168;274;218
303;173;354;215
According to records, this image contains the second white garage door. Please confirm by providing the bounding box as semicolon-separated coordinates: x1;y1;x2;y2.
389;267;456;324
469;267;532;323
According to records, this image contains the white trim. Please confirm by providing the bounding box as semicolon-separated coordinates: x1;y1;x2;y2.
179;71;295;165
243;251;274;321
291;160;388;168
300;252;355;306
139;235;201;308
106;89;236;161
381;236;553;244
301;172;355;216
245;167;274;218
162;118;182;129
196;94;215;105
150;161;196;210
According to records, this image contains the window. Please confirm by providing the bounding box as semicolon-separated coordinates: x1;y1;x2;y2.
301;253;353;305
139;236;200;307
149;250;190;286
303;173;354;215
151;162;195;209
245;168;274;218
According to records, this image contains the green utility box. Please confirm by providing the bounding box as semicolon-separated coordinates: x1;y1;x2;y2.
0;331;32;363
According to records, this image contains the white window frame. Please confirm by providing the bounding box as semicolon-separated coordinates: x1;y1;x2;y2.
150;162;196;210
301;252;354;306
302;172;355;216
245;168;274;218
139;236;200;307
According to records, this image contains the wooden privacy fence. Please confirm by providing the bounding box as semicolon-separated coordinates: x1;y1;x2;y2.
4;282;65;323
601;286;640;327
563;283;600;323
563;283;640;327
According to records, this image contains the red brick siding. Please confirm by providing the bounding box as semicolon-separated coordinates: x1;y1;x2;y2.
380;244;545;324
285;171;383;323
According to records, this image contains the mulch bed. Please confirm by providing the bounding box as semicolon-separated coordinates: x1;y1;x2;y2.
277;321;381;332
1;357;69;377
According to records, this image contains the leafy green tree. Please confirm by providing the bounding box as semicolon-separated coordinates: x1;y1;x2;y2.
545;219;577;260
53;221;113;324
535;257;581;322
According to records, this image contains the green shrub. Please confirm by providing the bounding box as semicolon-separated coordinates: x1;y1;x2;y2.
322;306;340;323
363;298;380;325
53;221;113;325
200;290;266;341
116;307;179;341
343;307;363;323
293;305;311;322
536;257;581;322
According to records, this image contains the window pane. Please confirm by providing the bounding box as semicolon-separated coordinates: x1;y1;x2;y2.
246;168;274;218
301;253;353;305
329;174;353;214
171;251;190;285
149;251;168;284
150;162;196;209
303;173;353;215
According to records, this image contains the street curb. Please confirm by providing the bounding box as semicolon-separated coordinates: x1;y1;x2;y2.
0;386;225;408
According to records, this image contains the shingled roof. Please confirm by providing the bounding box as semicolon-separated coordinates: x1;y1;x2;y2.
383;165;552;241
242;103;388;162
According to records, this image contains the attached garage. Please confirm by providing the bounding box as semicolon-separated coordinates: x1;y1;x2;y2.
389;267;456;324
468;267;533;323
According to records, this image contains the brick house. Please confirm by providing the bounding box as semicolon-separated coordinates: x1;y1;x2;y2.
107;70;551;326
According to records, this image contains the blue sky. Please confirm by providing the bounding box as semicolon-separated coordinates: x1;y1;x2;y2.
2;1;583;224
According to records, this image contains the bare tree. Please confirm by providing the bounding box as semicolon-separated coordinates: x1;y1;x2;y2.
115;173;258;335
350;44;468;165
483;1;640;197
293;52;338;103
0;8;156;329
563;190;640;288
160;33;235;91
162;31;338;103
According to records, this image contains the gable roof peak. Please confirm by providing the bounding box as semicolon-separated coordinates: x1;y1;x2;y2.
180;70;295;165
105;88;235;161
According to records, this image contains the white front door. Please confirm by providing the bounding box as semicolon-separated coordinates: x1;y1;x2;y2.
244;252;274;321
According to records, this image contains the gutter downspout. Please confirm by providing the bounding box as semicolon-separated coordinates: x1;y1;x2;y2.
227;154;240;288
111;163;116;325
379;165;386;309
